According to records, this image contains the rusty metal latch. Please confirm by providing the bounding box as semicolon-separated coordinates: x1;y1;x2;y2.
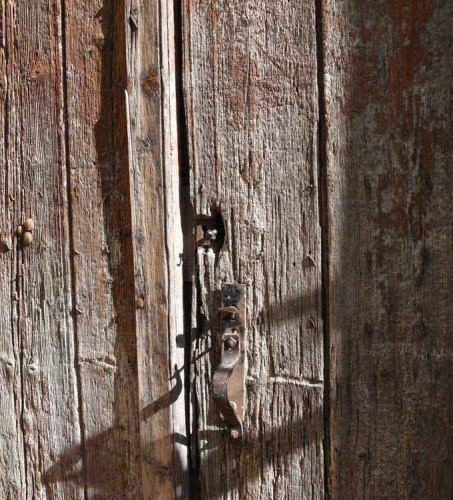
212;283;246;443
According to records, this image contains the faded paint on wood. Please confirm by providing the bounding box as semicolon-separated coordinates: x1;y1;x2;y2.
183;1;324;497
323;0;453;497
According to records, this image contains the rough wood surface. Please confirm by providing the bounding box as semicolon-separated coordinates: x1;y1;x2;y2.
0;1;144;497
126;0;188;497
0;0;81;497
323;0;453;497
183;1;324;497
2;0;452;498
62;0;142;497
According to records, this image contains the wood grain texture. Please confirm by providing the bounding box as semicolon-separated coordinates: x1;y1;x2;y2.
323;0;453;497
126;0;188;497
1;0;145;497
61;0;142;497
183;1;324;498
0;0;81;497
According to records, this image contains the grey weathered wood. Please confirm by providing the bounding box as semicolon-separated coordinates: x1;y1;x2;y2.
323;0;453;497
126;0;188;497
0;0;81;497
183;1;324;497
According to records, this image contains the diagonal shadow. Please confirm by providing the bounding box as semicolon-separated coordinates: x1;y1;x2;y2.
44;288;323;498
44;393;321;499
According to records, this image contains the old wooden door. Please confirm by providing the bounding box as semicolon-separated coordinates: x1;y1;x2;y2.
0;0;451;499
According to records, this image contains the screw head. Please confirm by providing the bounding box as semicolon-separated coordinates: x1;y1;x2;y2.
226;337;238;349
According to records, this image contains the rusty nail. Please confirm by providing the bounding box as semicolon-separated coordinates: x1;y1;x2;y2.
23;218;34;232
135;297;145;309
219;305;239;316
22;232;33;247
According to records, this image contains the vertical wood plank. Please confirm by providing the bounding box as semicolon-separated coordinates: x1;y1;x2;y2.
126;0;188;497
65;0;143;497
58;0;142;496
0;0;82;497
183;1;324;497
0;0;26;496
323;0;453;497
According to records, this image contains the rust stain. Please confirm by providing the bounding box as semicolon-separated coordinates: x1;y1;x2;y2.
142;67;160;96
348;0;435;129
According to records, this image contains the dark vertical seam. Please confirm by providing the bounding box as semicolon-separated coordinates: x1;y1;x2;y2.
315;0;330;498
59;0;88;497
173;0;197;498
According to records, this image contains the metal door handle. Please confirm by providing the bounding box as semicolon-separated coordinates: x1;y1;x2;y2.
212;283;246;443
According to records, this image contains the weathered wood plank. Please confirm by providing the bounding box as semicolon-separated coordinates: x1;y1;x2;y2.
0;0;26;496
49;0;142;496
323;0;453;497
125;0;188;497
0;0;82;497
183;1;324;497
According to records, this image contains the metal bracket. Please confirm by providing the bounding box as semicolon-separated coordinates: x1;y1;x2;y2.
212;283;246;443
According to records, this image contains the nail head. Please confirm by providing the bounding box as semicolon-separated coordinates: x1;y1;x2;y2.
23;218;34;232
22;232;33;247
230;429;240;439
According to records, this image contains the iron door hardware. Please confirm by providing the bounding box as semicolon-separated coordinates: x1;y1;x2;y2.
212;283;246;443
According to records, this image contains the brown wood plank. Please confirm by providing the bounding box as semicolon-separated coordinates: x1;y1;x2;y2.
323;1;453;497
125;0;188;497
183;1;324;497
59;0;142;497
0;0;82;497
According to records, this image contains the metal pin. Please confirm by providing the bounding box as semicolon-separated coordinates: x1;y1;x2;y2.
230;429;240;439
